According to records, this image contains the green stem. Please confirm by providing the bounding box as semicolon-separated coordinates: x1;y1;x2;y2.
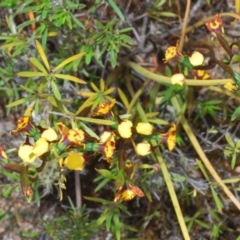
125;77;191;240
125;61;234;86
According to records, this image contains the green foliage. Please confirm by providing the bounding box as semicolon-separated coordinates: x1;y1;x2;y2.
224;135;240;168
43;205;96;240
2;1;240;239
195;99;222;121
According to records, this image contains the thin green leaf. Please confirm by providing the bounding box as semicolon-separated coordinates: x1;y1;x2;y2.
117;88;129;109
231;106;240;121
17;71;47;77
77;117;115;125
75;95;95;115
35;40;50;71
107;0;125;21
210;186;224;213
106;211;114;231
7;97;32;107
30;57;48;73
95;169;116;179
47;96;66;112
83;196;109;204
90;82;100;92
54;74;86;84
54;52;86;71
51;80;61;100
225;135;235;148
19;85;35;93
94;178;111;192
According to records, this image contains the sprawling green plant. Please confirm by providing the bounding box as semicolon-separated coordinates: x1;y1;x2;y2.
2;0;240;239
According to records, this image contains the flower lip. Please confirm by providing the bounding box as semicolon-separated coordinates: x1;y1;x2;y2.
189;51;204;66
41;127;58;142
171;73;185;86
18;143;36;163
136;142;151;156
63;151;85;170
32;138;49;157
118;120;133;138
136;122;153;135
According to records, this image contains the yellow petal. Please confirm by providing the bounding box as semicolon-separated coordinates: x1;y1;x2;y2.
189;51;204;66
100;131;113;143
136;143;151;156
136;122;153;135
32;138;49;156
41;128;58;141
18;144;36;163
118;120;133;138
171;73;185;86
64;151;85;170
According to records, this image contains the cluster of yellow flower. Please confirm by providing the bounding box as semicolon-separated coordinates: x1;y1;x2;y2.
1;99;177;202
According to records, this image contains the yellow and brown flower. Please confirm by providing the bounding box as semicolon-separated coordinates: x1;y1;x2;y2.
10;114;34;135
114;183;145;202
58;123;85;148
205;14;224;35
163;41;183;63
98;131;116;164
160;124;177;151
92;99;116;117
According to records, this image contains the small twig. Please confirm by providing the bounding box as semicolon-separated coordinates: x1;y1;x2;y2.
179;0;191;51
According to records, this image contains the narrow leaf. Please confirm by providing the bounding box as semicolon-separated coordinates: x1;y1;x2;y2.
90;82;100;92
232;106;240;121
54;52;86;71
51;80;61;100
83;196;109;204
54;74;86;84
117;88;129;109
95;169;116;179
107;0;125;21
100;78;105;91
35;40;50;71
77;117;115;125
7;97;32;107
17;71;47;77
30;57;47;73
19;85;35;93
